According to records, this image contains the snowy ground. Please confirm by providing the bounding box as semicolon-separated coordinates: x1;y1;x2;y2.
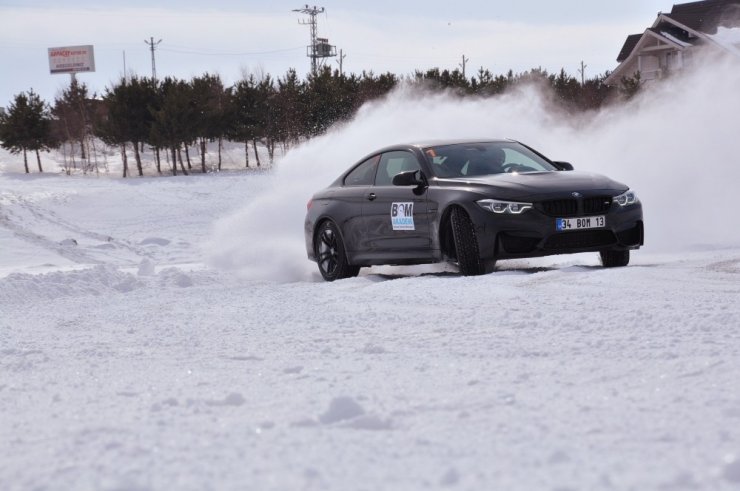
1;166;740;491
3;59;740;489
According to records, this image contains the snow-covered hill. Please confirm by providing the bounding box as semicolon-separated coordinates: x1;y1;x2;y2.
1;168;739;490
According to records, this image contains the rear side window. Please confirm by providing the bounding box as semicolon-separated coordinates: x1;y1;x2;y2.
344;155;379;186
375;151;420;186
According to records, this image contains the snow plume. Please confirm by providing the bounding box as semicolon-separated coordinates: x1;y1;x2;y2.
711;26;740;56
208;56;740;281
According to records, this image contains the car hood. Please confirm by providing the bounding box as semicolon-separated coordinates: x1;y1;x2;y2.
438;171;628;200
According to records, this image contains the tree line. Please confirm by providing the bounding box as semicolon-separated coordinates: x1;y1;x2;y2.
0;66;641;176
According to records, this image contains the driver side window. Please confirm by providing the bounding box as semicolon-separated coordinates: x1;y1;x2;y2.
375;151;420;186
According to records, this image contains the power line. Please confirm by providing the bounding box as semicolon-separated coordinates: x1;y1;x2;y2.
578;60;588;85
459;54;469;77
144;36;162;80
158;46;303;56
336;48;346;76
351;52;461;62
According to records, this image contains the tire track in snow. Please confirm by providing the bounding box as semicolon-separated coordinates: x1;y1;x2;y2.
0;190;160;270
13;194;150;258
0;206;100;265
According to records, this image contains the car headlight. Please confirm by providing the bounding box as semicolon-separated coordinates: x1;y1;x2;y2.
476;199;533;214
613;190;639;207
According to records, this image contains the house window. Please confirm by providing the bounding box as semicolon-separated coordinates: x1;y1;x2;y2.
639;54;661;80
666;51;683;70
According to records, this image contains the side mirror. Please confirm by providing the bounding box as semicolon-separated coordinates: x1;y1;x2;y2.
392;170;425;187
552;161;574;171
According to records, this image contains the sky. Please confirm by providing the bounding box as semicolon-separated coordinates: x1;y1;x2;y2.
0;0;673;105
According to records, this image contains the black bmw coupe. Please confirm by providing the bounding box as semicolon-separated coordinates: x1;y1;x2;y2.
305;139;644;281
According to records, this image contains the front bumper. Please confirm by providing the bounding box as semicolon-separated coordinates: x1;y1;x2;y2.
469;201;644;260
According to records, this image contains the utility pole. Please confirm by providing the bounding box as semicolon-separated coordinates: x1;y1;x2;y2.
336;49;346;76
145;36;162;80
293;5;335;74
578;60;588;85
459;54;469;78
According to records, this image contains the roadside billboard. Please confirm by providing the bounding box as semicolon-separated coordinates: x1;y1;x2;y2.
48;45;95;74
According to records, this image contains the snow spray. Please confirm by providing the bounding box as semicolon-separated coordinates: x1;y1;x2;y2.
208;53;740;281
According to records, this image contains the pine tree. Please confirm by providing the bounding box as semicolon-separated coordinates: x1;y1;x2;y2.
0;90;54;173
95;77;156;177
230;75;261;168
191;74;228;173
125;77;159;176
52;79;93;173
150;78;194;176
620;72;642;100
96;78;136;177
272;69;307;150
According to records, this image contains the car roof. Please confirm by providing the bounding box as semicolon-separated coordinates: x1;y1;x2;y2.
411;138;515;148
374;138;515;153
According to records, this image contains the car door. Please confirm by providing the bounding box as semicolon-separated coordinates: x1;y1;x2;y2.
358;150;433;260
334;154;380;253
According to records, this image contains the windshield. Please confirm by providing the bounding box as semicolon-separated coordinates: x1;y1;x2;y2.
424;142;558;178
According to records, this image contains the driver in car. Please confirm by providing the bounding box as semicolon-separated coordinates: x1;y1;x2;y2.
466;146;506;176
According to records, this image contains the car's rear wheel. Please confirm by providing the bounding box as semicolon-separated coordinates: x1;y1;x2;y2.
314;220;360;281
450;207;487;276
600;249;630;267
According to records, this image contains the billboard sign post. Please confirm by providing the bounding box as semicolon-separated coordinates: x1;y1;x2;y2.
48;45;95;75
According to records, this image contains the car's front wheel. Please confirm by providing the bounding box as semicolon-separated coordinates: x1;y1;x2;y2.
600;249;630;268
314;220;360;281
450;207;488;276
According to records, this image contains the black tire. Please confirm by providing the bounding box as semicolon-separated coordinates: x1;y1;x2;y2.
450;207;486;276
314;221;360;281
600;249;630;268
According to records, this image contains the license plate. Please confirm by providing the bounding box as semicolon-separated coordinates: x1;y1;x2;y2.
556;216;605;231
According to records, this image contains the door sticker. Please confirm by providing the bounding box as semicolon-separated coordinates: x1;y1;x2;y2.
391;202;415;231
